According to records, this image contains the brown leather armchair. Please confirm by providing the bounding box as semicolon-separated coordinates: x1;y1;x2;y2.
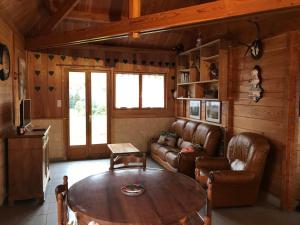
195;132;270;208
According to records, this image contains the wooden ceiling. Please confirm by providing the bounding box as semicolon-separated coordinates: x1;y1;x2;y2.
1;0;300;52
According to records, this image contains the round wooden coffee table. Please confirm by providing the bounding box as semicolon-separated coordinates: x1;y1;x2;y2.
68;169;206;225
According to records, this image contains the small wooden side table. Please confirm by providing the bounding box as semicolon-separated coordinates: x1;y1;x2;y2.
108;143;146;170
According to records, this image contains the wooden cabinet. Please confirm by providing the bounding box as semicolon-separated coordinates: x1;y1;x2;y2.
7;126;51;205
176;39;228;122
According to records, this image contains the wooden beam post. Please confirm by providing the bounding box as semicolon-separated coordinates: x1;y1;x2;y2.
281;31;299;210
40;0;80;34
129;0;141;39
26;0;300;50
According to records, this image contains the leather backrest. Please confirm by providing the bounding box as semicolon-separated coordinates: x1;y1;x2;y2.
227;132;270;176
193;123;221;156
170;119;186;138
182;121;198;142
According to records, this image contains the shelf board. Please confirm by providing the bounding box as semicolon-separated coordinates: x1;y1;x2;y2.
199;39;220;49
178;69;190;72
179;46;201;56
176;97;218;101
177;80;219;86
177;116;225;127
201;54;219;61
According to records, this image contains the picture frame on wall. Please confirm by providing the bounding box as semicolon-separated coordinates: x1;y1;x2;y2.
205;101;221;123
189;101;201;119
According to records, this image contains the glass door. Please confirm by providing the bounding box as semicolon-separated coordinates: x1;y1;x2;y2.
67;71;109;159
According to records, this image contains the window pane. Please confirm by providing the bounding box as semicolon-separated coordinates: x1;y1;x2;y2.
69;72;86;146
91;72;107;144
142;74;165;108
115;73;139;108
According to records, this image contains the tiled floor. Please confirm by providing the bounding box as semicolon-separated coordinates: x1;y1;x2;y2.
0;158;299;225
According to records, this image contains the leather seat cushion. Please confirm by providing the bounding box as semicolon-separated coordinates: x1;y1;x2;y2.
156;146;178;161
151;143;164;155
165;151;178;168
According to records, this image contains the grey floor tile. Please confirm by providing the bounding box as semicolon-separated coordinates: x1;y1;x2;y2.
0;158;299;225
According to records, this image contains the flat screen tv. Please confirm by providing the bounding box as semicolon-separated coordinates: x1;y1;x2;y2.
20;99;31;127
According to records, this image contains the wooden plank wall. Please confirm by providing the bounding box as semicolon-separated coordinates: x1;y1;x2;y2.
0;16;25;205
27;51;176;159
27;51;176;119
231;33;290;197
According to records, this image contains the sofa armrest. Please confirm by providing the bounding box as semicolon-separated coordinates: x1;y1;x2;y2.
177;151;204;178
178;151;205;160
208;170;256;185
195;156;230;170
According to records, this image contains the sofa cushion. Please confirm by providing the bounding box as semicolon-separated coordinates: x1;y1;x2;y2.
165;151;178;168
156;146;178;161
170;119;186;138
177;137;183;148
182;121;198;142
157;133;177;148
151;143;163;155
180;140;193;149
193;123;221;156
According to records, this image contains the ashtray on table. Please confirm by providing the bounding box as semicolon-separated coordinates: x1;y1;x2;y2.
121;184;144;196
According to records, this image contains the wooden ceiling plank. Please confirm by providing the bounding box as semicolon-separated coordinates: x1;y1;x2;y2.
129;0;141;38
40;0;80;34
66;10;117;23
27;0;300;50
43;0;57;14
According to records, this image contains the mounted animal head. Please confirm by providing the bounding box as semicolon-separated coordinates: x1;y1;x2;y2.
240;21;263;60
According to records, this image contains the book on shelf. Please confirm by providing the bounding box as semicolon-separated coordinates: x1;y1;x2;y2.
180;72;189;83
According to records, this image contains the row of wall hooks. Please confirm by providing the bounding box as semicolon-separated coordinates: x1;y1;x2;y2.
33;53;176;67
34;86;56;92
34;70;55;76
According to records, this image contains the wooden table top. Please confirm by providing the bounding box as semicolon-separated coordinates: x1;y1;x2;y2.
108;143;141;154
68;169;206;225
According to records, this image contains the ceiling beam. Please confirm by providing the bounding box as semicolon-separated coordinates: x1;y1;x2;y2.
40;0;80;34
129;0;141;38
27;0;300;50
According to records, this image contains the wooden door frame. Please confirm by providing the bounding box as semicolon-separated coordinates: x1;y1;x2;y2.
64;68;112;160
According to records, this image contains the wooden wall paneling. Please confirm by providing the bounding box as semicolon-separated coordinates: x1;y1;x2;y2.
47;54;62;118
281;31;299;209
231;33;290;199
28;52;47;118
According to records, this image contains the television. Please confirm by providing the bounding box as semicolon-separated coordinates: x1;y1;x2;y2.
20;99;31;127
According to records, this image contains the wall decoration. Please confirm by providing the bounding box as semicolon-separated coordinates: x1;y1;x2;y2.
35;70;40;76
18;58;26;100
241;21;263;60
209;63;218;79
248;65;263;102
205;101;221;123
189;101;201;119
0;43;10;81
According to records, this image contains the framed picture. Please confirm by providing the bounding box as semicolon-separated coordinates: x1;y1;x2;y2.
189;101;201;119
205;101;221;123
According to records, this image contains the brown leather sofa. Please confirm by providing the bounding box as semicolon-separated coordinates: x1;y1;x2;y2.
151;119;221;177
195;132;270;208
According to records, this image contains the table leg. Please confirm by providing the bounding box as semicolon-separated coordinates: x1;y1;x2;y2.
110;153;114;170
142;153;146;170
